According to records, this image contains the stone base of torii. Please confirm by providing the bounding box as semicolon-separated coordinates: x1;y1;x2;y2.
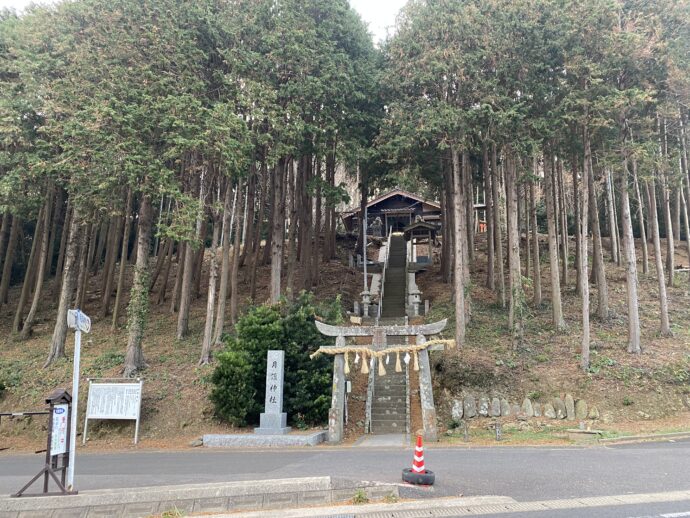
312;319;452;443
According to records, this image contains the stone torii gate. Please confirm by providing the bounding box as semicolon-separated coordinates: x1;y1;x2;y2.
313;319;449;443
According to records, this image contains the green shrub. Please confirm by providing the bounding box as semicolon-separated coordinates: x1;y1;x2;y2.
210;292;338;427
210;350;255;426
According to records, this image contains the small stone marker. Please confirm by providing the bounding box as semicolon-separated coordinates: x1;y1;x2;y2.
575;400;588;420
490;398;501;417
500;398;511;416
463;395;477;418
511;403;521;416
588;406;600;420
424;300;430;315
553;398;567;419
544;403;556;419
479;397;490;417
565;394;575;420
521;398;534;417
451;399;463;421
255;350;291;435
533;403;542;417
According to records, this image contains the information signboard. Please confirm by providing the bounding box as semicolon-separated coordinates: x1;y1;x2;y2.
50;404;69;456
83;379;143;444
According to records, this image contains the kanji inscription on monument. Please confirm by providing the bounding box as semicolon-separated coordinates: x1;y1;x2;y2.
255;350;291;435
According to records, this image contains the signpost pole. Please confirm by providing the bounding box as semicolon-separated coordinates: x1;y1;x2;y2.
66;321;81;490
65;309;90;492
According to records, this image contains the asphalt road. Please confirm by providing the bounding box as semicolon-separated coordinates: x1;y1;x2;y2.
2;439;690;504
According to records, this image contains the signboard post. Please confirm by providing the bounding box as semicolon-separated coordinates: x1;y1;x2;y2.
12;389;76;497
65;309;90;491
83;379;143;444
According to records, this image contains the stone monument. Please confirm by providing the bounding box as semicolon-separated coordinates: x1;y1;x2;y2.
254;350;291;435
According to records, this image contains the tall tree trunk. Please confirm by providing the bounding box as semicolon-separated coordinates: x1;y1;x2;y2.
544;152;566;330
249;163;266;301
112;189;133;329
572;157;582;294
74;221;90;309
464;152;474;262
580;127;592;371
301;156;314;291
451;145;466;346
680;183;690;280
286;160;299;299
14;205;44;333
91;220;108;274
505;155;524;348
156;239;174;305
54;203;71;292
312;158;322;287
530;159;542;306
100;213;123;318
441;156;453;284
213;182;236;344
239;170;256;268
262;168;275;267
491;143;506;307
524;180;531;279
46;189;64;280
557;158;569;286
170;243;185;313
123;195;152;377
679;106;690;290
200;220;220;365
631;158;649;274
0;211;10;276
20;187;54;339
484;143;495;290
45;209;81;367
270;160;286;302
605;170;619;264
646;179;672;336
588;146;609;320
662;176;675;287
230;179;245;325
192;218;207;300
177;170;203;339
0;215;19;305
619;132;641;354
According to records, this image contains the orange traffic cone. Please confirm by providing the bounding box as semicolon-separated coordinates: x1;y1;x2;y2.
402;434;435;485
412;435;426;474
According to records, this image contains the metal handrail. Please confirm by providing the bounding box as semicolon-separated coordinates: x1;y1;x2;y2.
376;227;393;323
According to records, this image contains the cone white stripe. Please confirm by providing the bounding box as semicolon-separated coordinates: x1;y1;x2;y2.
412;465;425;473
415;447;424;452
414;455;424;462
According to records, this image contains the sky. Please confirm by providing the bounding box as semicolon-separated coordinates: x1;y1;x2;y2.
0;0;406;42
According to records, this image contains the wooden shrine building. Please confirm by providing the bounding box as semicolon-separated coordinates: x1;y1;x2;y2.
340;189;442;236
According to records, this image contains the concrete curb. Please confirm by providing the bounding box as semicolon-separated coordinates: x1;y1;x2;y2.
599;431;690;444
0;476;398;518
203;431;326;447
213;489;690;517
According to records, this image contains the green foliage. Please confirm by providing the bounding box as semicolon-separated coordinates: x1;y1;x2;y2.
210;350;255;427
588;352;616;375
352;489;369;504
210;292;338;427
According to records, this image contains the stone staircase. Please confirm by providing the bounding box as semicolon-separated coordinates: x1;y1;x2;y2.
380;234;406;318
370;355;407;434
370;234;408;435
